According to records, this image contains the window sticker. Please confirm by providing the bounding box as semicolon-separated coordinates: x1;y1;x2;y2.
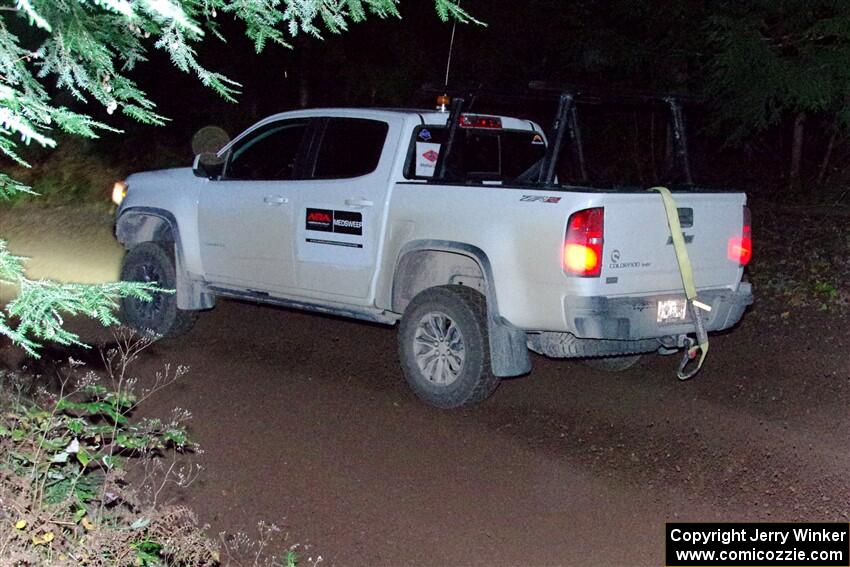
531;133;545;145
415;141;442;177
418;128;432;141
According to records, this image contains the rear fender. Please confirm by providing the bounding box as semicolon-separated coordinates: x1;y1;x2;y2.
393;240;531;378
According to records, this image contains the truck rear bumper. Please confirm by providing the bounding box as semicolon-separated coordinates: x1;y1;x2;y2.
563;282;753;340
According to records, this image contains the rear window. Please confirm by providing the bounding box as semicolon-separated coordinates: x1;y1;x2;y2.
405;126;546;184
312;118;388;179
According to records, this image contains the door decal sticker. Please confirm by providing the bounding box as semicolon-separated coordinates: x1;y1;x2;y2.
332;210;363;235
306;208;334;232
305;208;362;236
306;238;363;248
305;208;363;247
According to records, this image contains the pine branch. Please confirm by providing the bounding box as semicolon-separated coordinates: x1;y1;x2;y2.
0;173;35;199
0;240;160;356
7;278;158;353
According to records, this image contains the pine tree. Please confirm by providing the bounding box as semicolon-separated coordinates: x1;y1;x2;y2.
0;0;473;355
704;0;850;189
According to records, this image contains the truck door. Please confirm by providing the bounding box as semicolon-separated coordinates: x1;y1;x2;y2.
197;117;311;292
291;116;397;302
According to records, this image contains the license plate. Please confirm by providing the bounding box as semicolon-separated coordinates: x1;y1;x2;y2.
657;299;687;323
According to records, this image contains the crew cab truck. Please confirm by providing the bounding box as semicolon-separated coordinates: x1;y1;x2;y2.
114;99;753;408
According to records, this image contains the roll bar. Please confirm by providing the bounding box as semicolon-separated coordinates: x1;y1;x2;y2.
422;82;694;187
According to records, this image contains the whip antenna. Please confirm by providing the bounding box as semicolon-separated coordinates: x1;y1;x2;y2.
444;0;460;89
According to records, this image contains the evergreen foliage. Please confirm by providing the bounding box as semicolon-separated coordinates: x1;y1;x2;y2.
0;0;471;355
705;1;850;137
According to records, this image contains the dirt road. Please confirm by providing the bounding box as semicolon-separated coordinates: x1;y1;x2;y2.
86;302;850;566
0;204;122;303
3;205;849;566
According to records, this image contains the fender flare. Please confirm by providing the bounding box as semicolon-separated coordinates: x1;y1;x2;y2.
394;240;531;378
115;207;213;310
115;207;182;248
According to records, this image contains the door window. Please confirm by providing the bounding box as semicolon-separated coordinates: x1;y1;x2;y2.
225;119;309;180
312;118;389;179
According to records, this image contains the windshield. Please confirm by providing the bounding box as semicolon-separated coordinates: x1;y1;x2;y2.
405;126;546;184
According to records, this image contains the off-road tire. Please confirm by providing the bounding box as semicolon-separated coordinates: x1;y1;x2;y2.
398;285;500;409
120;242;198;338
582;354;642;372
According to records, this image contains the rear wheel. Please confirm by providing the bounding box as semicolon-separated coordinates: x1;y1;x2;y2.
120;242;197;338
398;285;500;408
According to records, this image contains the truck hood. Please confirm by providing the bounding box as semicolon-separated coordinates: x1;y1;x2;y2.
118;167;200;218
126;167;194;186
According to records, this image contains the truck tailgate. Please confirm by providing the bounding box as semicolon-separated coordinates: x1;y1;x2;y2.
600;191;747;295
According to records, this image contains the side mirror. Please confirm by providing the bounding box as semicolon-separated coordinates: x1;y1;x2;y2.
193;153;224;179
191;125;230;180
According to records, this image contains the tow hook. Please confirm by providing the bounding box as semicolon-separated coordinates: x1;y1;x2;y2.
677;337;700;379
676;299;710;381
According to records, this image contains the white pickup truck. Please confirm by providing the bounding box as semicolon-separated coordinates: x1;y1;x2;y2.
114;102;753;408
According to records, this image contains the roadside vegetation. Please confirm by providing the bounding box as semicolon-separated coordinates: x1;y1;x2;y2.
749;199;850;317
0;329;300;566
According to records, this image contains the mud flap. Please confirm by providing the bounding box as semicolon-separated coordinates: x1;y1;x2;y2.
176;271;215;310
488;314;532;377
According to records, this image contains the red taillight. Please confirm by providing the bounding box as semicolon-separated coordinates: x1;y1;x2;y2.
459;114;502;129
727;206;752;266
564;207;604;277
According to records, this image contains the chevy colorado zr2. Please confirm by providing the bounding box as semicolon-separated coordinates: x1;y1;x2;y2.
113;93;753;408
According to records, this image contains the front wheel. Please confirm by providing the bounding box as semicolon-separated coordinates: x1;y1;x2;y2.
120;242;197;338
398;286;500;409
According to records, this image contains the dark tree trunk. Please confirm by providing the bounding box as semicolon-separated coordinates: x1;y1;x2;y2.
789;111;806;191
650;111;657;182
298;75;310;108
664;124;674;181
296;38;311;108
632;112;644;184
816;126;838;189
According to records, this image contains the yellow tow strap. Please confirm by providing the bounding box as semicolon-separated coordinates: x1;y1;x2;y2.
649;186;709;380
